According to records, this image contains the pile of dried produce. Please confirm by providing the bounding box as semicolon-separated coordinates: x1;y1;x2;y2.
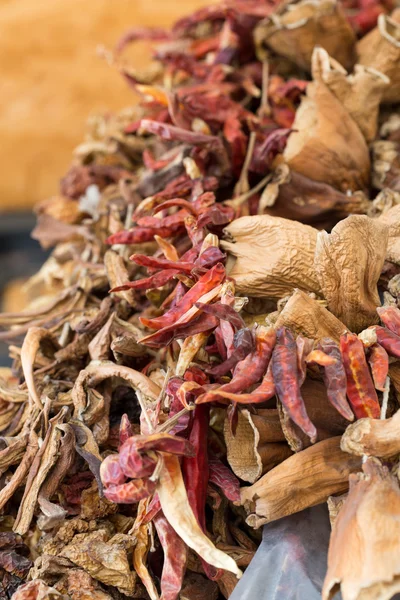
2;0;400;598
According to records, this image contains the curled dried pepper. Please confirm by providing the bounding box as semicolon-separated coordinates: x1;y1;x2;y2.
195;302;245;330
107;227;175;245
103;478;157;504
374;326;400;359
130;254;195;273
196;326;276;404
340;332;380;419
154;511;187;600
111;269;181;292
140;264;226;330
206;328;254;376
207;364;276;405
140;312;219;348
377;306;400;336
308;339;354;422
271;327;317;442
368;343;389;391
208;455;240;503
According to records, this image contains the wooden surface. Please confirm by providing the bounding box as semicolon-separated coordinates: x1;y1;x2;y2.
0;0;210;212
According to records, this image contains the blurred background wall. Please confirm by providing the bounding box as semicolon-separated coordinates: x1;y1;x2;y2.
0;0;210;363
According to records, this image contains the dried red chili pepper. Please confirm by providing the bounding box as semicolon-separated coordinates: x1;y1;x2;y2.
206;328;254;376
340;332;381;419
368;343;389;391
100;455;126;487
377;306;400;336
153;198;198;215
140;312;219;348
208;455;240;503
130;254;194;273
194;246;226;269
154;511;188;600
271;327;317;441
140;264;226;330
373;326;400;359
107;227;175;245
103;478;157;504
119;413;134;447
111;269;181;292
195;302;245;330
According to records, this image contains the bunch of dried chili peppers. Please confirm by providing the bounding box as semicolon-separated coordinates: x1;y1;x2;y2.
2;0;400;598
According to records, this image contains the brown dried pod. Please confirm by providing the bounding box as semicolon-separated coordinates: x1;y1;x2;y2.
283;54;370;192
275;289;347;342
311;47;389;142
357;11;400;104
323;457;400;600
261;164;369;224
371;140;400;193
241;436;361;529
224;408;291;483
254;0;356;72
314;215;388;332
341;409;400;459
221;215;321;299
378;205;400;265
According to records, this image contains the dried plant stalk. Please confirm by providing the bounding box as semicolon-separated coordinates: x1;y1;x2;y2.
255;0;356;71
341;409;400;458
314;216;388;332
357;12;400;104
221;216;320;299
224;408;290;483
283;56;370;192
311;47;389;142
323;458;400;600
241;436;361;529
275;290;346;342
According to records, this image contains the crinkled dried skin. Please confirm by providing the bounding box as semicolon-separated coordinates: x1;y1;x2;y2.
221;216;320;299
31;214;94;250
241;436;361;528
60;569;115;600
275;290;346;342
41;518;96;557
283;75;370;193
255;0;356;71
224;409;289;483
378;204;400;265
357;12;400;103
323;458;400;600
0;430;39;511
314;216;388;332
60;530;136;596
311;47;389;142
327;493;348;529
371;141;400;193
88;314;114;361
10;579;65;600
0;434;28;477
79;480;118;520
35;195;83;225
104;250;136;307
29;555;76;584
13;407;68;536
341;409;400;458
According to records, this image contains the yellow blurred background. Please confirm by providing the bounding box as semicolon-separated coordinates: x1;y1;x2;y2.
0;0;210;212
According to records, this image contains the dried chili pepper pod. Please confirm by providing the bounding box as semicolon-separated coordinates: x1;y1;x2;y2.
103;478;157;504
374;326;400;359
339;332;380;419
377;305;400;337
100;454;127;487
368;343;389;391
271;327;317;442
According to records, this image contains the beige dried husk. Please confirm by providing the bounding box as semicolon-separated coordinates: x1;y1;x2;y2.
283;52;370;192
221;215;321;298
378;204;400;265
240;436;361;529
314;215;388;332
371;140;400;192
341;409;400;458
224;408;290;483
311;47;389;142
275;289;346;341
357;11;400;103
254;0;356;71
323;458;400;600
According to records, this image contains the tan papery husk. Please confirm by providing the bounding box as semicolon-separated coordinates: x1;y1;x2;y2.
314;215;388;332
240;436;361;529
372;140;400;193
254;0;356;71
378;204;400;265
283;60;370;192
224;408;291;483
323;458;400;600
341;409;400;458
275;289;347;342
357;11;400;103
311;46;389;142
221;215;320;299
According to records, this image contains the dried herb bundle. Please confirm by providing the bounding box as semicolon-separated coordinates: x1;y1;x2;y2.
2;0;400;598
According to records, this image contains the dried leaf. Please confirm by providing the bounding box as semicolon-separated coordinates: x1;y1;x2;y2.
104;250;136;307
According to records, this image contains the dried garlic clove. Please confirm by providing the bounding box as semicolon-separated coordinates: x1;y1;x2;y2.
224;408;290;484
314;215;388;332
221;215;320;299
341;409;400;458
378;204;400;265
275;289;346;342
241;436;361;529
371;140;400;193
261;165;369;224
283;59;370;192
323;458;400;600
254;0;356;72
312;47;389;142
357;11;400;104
